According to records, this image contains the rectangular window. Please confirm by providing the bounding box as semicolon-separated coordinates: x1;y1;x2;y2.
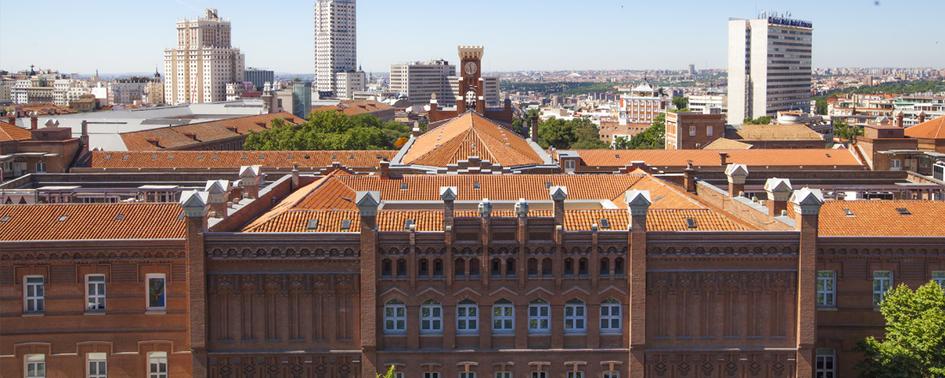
148;352;168;378
393;372;404;378
492;303;514;334
528;302;551;334
24;276;44;314
707;126;714;137
424;373;440;378
146;274;166;311
383;302;407;334
564;301;587;334
873;271;893;306
531;373;547;378
456;302;479;335
600;300;622;334
459;372;476;378
603;372;619;378
566;372;584;378
25;354;45;378
816;271;836;308
932;271;945;289
420;302;443;335
87;353;107;378
495;372;512;378
815;349;836;378
86;275;106;312
688;126;696;136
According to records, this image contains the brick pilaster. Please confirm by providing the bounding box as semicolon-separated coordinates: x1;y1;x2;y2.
356;191;381;378
626;190;651;378
791;188;824;378
180;191;209;377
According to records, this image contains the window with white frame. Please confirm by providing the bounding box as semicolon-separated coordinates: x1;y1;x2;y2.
600;299;622;334
393;372;404;378
531;372;547;378
566;371;584;378
86;275;106;312
688;126;696;137
148;352;168;378
707;125;714;137
492;300;514;334
816;271;836;308
25;354;45;378
890;159;902;170
459;372;476;378
383;300;407;334
146;274;166;311
873;271;893;306
815;349;836;378
87;352;107;378
603;371;619;378
420;300;442;335
528;300;550;334
24;276;45;314
423;372;440;378
495;371;512;378
456;300;479;335
564;299;587;334
932;271;945;289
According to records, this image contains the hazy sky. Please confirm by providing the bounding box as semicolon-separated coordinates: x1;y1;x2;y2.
1;0;944;75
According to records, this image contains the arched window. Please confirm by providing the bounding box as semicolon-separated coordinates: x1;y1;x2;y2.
420;300;443;335
541;258;553;277
469;258;480;277
528;299;551;334
456;300;479;335
600;258;610;277
419;258;430;277
600;299;622;334
578;258;589;276
506;258;516;277
381;259;392;278
564;299;586;334
614;257;625;275
433;259;444;277
527;258;539;277
383;300;406;334
492;299;514;334
396;258;407;277
491;258;502;276
455;258;466;277
564;258;574;276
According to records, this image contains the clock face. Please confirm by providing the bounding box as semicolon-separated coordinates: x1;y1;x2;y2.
464;61;478;75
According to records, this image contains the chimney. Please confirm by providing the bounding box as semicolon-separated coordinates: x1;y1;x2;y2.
5;115;14;124
355;190;381;377
549;186;568;229
683;161;697;193
80;120;90;152
30;112;38;130
764;178;793;217
379;160;390;179
411;123;421;137
918;112;927;124
429;93;439;113
204;180;230;218
440;186;457;233
291;165;300;189
238;165;262;199
514;198;529;218
624;188;650;370
178;190;209;374
718;152;730;166
896;112;905;128
724;163;749;197
789;187;824;377
529;117;538;140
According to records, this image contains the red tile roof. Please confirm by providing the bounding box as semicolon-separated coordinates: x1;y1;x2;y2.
402;112;544;167
904;116;945;140
0;121;31;142
574;149;863;168
120;112;305;151
90;150;395;170
312;100;394;117
0;203;185;241
819;200;945;237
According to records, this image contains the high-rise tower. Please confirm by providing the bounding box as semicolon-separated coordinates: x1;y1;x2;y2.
163;9;245;105
314;0;357;97
727;14;813;125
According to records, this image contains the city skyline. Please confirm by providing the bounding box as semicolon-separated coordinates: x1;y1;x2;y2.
1;0;945;75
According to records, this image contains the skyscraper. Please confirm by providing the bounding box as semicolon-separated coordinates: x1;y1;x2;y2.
314;0;357;98
163;9;245;105
727;15;813;125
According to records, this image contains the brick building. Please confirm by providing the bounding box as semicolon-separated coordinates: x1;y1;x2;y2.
2;109;945;378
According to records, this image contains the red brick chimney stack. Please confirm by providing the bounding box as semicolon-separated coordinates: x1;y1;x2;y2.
724;163;749;197
625;189;651;378
764;178;793;217
789;187;824;378
238;165;262;199
179;190;210;376
30;112;38;130
683;161;697;193
355;191;381;378
204;180;230;218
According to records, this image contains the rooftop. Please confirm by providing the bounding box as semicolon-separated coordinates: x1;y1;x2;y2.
312;100;393;117
819;200;945;237
0;121;31;142
729;124;824;141
0;203;185;241
89;150;396;170
401;112;544;168
904;116;945;140
572;149;862;169
119;112;304;151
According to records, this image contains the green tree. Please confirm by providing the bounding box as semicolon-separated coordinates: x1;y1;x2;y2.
536;117;608;149
857;282;945;377
672;96;689;111
244;111;409;151
743;116;773;125
618;113;665;149
377;366;397;378
816;98;829;115
833;118;863;143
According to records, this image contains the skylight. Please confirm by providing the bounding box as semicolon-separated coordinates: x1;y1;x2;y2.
600;218;611;229
306;219;319;230
341;219;352;230
404;219;415;230
685;218;697;229
896;207;912;216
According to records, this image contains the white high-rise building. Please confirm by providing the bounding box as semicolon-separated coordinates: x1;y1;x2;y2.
163;9;245;105
727;15;813;125
390;60;456;107
314;0;357;97
335;70;366;100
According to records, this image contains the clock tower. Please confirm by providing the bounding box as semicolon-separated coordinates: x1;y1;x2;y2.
456;45;485;114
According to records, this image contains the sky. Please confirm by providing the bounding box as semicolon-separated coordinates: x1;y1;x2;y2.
1;0;944;75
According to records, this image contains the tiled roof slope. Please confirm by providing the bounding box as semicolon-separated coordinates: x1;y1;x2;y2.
120;112;305;151
402;112;543;167
312;100;393;117
90;150;395;170
244;173;755;233
819;200;945;237
904;116;945;140
0;121;31;142
575;149;862;168
731;124;824;141
0;203;185;241
702;138;753;150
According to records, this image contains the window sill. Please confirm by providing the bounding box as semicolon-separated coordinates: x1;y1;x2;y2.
84;311;107;316
564;332;588;336
492;332;515;336
456;333;479;337
817;307;838;312
146;309;167;315
528;332;551;336
22;312;44;317
383;333;407;337
420;333;443;337
600;331;622;336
